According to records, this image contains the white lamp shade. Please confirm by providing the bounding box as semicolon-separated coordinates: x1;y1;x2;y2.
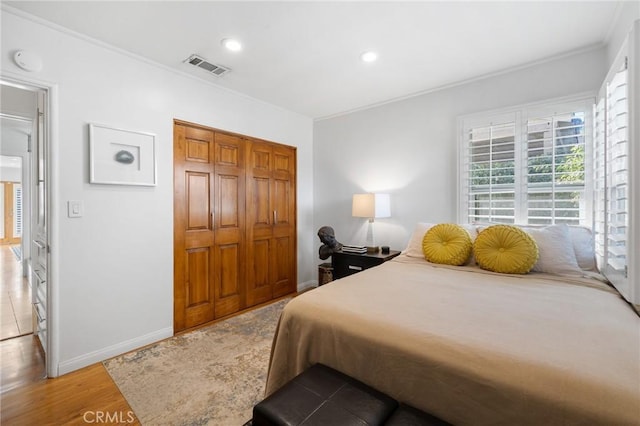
352;193;391;218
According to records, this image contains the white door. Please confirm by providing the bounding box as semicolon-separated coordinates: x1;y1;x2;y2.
32;90;48;356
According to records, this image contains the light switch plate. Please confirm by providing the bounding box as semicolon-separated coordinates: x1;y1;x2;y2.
67;200;83;218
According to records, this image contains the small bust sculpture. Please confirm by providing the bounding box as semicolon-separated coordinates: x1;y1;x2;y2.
318;226;343;260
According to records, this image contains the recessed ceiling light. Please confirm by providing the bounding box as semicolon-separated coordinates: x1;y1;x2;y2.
360;51;378;63
221;38;242;52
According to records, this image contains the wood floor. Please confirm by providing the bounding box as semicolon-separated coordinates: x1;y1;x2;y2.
0;243;294;425
0;350;140;425
0;243;139;425
1;244;32;340
1;340;140;425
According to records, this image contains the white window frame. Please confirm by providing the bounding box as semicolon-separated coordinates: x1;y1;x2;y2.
458;94;595;227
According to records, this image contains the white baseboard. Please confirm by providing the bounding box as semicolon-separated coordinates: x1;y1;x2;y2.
57;327;173;375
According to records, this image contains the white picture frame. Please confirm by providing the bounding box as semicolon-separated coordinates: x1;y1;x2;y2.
89;123;157;186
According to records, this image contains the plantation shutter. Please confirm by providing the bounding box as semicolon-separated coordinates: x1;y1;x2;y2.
595;56;629;289
593;15;640;311
463;118;517;224
0;184;4;239
460;99;590;226
605;61;628;278
525;110;587;225
593;97;606;266
13;184;22;238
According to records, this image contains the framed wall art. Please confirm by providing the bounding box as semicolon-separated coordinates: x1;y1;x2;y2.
89;123;157;186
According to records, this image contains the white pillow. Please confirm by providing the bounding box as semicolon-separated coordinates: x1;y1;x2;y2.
403;222;434;258
567;225;597;271
461;224;478;265
525;224;582;275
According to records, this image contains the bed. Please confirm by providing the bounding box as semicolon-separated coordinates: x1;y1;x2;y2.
265;225;640;425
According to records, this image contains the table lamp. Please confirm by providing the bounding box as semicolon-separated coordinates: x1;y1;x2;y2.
352;193;390;252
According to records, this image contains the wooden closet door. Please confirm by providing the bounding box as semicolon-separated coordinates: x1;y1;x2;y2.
246;141;297;306
212;132;245;317
174;124;216;331
176;121;296;325
271;145;296;298
246;141;274;306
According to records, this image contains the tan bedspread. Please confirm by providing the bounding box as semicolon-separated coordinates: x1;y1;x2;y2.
265;256;640;425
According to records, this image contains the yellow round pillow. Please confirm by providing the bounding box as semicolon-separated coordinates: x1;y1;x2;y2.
422;223;472;266
474;225;539;274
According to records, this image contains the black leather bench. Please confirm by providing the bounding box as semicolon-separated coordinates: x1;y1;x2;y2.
251;364;450;426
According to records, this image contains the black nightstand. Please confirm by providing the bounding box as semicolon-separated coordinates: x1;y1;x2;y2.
331;249;401;280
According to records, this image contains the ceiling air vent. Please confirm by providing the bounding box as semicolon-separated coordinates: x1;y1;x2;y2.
183;54;230;76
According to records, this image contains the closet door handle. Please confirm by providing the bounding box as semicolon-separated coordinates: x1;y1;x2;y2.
273;210;277;225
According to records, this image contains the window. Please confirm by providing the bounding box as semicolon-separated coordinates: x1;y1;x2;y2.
594;53;629;292
459;97;593;226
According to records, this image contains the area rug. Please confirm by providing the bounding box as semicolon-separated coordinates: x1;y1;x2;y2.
103;299;290;425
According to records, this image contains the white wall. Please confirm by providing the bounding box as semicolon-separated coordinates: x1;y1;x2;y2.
1;84;38;117
313;48;607;254
1;9;314;375
0;163;22;182
606;5;640;67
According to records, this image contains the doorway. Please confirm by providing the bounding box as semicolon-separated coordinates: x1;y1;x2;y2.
1;155;31;341
1;168;23;246
0;78;52;378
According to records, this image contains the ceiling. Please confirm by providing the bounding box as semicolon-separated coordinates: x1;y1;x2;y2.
5;1;622;119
